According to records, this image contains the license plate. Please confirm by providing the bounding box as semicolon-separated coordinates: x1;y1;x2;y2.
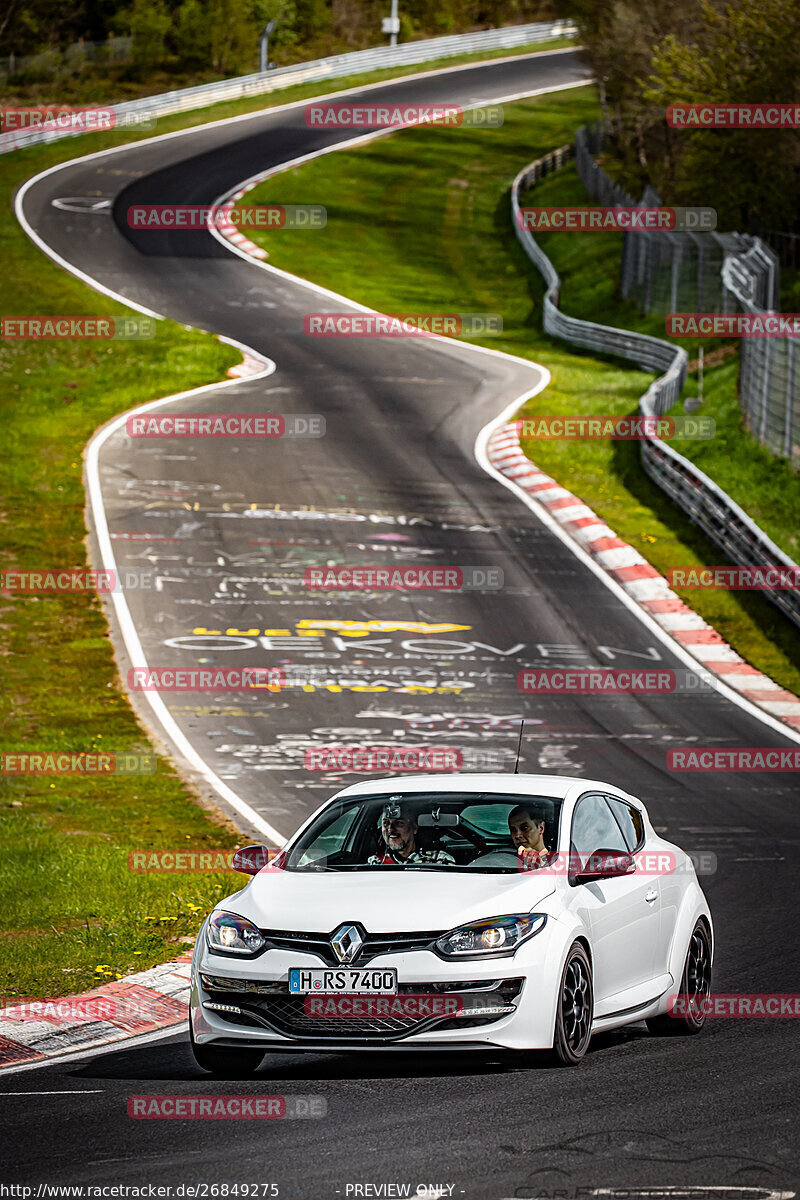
288;968;398;994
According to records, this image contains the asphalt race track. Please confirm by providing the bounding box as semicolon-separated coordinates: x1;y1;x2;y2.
6;47;800;1196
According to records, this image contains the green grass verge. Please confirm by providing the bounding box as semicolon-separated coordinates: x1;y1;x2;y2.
238;86;800;699
0;153;245;1001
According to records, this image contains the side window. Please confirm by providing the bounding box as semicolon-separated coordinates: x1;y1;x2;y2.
570;793;629;869
293;806;359;866
606;797;645;852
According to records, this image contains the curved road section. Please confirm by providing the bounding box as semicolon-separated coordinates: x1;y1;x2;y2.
9;48;800;1195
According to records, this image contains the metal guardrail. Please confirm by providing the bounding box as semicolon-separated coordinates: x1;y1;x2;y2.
0;19;576;155
511;144;800;632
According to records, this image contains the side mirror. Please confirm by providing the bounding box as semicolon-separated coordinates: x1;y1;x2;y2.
575;848;634;885
232;844;276;874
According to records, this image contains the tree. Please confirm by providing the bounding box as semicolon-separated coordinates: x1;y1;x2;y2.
121;0;170;71
643;0;800;229
252;0;299;56
175;0;212;68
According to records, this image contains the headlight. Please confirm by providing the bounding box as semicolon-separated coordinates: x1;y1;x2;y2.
435;914;546;958
206;911;265;957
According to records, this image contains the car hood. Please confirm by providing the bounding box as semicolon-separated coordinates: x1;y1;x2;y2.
221;869;556;933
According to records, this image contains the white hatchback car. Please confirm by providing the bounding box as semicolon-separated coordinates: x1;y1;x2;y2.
190;774;713;1073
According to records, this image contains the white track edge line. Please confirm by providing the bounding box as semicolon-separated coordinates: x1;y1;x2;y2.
83;342;287;844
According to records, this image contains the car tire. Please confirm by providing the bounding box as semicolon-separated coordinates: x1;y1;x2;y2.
646;920;711;1036
190;1026;265;1078
549;942;593;1066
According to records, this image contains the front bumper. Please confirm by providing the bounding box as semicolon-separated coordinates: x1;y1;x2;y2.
191;922;565;1052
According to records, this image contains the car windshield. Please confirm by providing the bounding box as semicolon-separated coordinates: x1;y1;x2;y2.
283;791;563;873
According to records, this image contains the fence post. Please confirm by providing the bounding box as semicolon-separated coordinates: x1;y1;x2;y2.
670;238;682;313
696;235;704;311
644;238;653;312
785;339;796;459
758;336;772;445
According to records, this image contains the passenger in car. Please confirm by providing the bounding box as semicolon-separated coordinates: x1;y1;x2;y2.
368;802;455;866
508;805;551;870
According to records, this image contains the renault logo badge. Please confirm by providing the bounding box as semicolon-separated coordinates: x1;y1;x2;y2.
330;924;364;964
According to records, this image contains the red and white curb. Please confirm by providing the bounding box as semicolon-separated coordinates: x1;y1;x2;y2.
215;197;269;261
488;420;800;731
0;953;191;1069
226;348;270;378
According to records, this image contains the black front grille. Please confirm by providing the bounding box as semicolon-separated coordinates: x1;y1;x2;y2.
260;928;445;965
251;995;425;1037
203;978;524;1041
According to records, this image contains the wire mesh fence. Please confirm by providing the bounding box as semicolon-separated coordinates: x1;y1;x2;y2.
511;143;800;632
575;122;798;466
723;246;800;460
1;36;133;80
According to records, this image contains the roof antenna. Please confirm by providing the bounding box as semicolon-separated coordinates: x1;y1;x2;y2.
513;718;525;774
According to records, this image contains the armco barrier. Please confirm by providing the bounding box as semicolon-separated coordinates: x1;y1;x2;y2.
511;144;800;632
0;20;575;155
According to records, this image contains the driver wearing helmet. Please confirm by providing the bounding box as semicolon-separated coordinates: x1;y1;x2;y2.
368;801;455;866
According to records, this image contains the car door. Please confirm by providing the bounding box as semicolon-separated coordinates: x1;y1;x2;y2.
604;793;676;980
567;792;661;1010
